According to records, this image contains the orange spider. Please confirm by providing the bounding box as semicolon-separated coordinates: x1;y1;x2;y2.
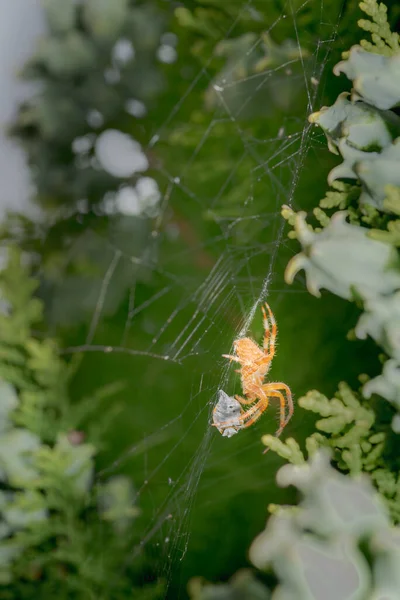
213;302;293;453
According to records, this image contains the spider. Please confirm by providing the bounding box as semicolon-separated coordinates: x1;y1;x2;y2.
212;302;293;452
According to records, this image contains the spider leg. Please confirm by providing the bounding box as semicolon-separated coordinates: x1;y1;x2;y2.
266;390;286;433
266;382;294;425
240;398;269;428
262;302;277;360
222;353;242;364
261;383;293;454
261;391;286;455
235;394;255;406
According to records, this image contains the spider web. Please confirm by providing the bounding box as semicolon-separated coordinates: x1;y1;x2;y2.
41;1;347;597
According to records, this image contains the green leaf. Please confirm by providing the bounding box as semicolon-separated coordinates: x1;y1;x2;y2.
83;0;129;40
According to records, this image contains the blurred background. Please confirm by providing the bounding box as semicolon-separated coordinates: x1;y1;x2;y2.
0;1;398;598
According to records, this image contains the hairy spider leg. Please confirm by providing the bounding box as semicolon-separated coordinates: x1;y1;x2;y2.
235;394;256;406
263;382;293;424
239;399;269;428
222;302;276;365
262;301;277;360
269;382;294;425
237;383;292;430
266;389;286;433
260;383;293;454
228;302;276;369
222;353;241;363
235;397;269;428
238;388;290;436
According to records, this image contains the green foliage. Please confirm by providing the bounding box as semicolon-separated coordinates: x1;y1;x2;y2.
8;0;400;595
256;13;400;599
249;452;400;600
358;0;400;55
11;0;166;209
3;0;173;332
0;248;162;599
165;0;363;246
188;570;270;600
203;32;308;115
191;451;400;599
281;0;400;447
285;211;400;299
335;46;400;109
263;383;400;522
4;0;368;592
308;93;400;210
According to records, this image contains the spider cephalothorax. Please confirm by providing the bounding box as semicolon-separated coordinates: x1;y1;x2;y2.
213;302;293;452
